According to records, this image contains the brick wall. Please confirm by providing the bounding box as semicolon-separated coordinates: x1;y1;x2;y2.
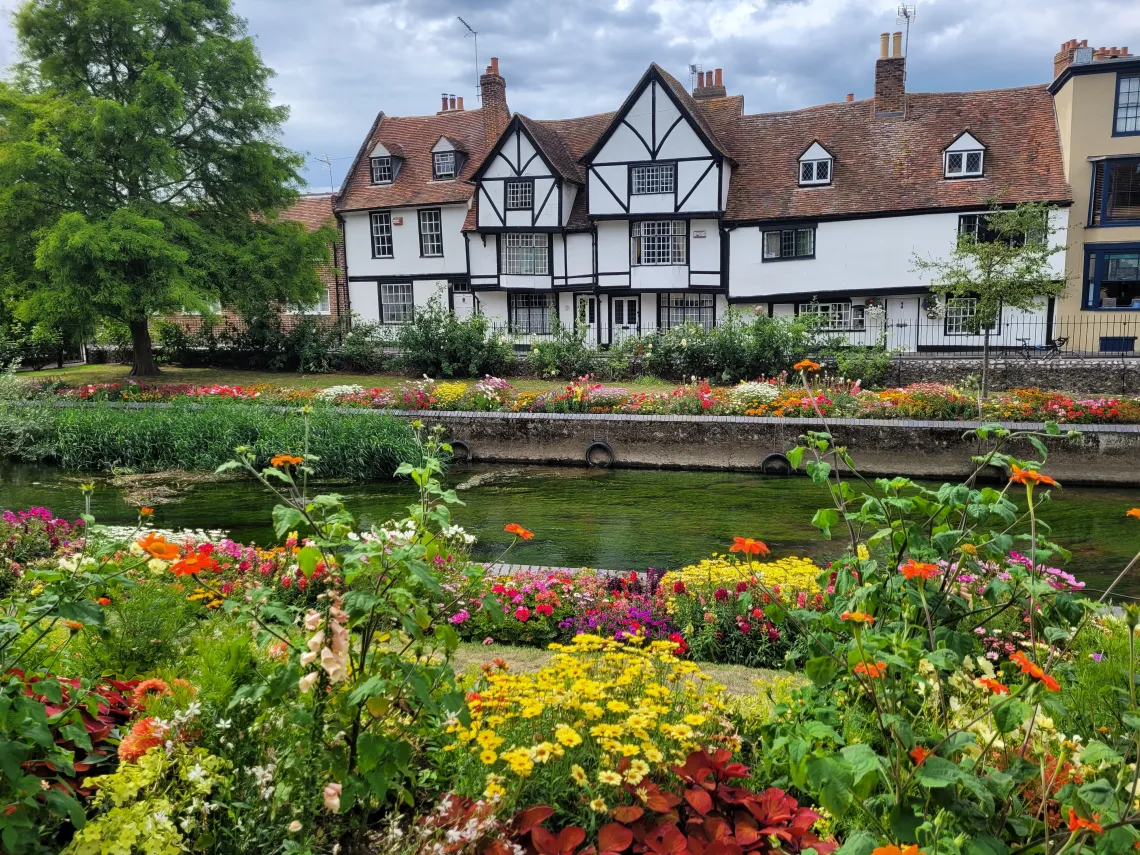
887;357;1140;395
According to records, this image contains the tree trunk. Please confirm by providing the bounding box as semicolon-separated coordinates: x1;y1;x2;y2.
128;319;161;377
981;328;991;400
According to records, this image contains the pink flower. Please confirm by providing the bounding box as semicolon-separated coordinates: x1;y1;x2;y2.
515;606;531;622
536;603;553;617
323;782;342;813
298;672;319;693
482;637;494;645
304;611;322;632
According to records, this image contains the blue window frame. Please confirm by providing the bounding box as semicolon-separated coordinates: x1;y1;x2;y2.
1089;157;1140;226
1083;243;1140;309
1114;73;1140;136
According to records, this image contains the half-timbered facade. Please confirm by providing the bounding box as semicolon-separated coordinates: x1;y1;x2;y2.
337;38;1073;353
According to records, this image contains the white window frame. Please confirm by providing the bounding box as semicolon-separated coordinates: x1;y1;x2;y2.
631;164;676;195
506;180;533;210
500;233;549;275
799;159;832;186
433;151;457;180
942;296;1000;335
944;149;984;179
380;282;414;325
799;302;864;331
418;209;443;257
370;156;393;184
370;211;393;258
631;221;686;266
285;288;331;316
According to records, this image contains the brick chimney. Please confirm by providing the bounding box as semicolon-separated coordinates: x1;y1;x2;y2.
874;31;905;117
693;67;727;100
480;57;509;147
1053;39;1088;78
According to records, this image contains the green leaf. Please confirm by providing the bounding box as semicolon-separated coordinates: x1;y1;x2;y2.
296;546;322;579
811;508;840;539
272;505;306;539
805;655;838;688
834;832;877;855
214;460;242;474
1077;778;1116;810
786;446;805;470
914;756;963;788
840;743;883;792
58;600;103;627
992;699;1031;734
1081;741;1122;767
806;460;832;485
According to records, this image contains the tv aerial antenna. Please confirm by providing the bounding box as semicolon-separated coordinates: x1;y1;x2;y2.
458;16;480;103
896;5;916;57
688;63;703;93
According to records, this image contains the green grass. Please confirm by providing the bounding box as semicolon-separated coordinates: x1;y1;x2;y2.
0;400;419;478
20;364;681;396
450;642;790;698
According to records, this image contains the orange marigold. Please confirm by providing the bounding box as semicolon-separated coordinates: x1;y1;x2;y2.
1010;651;1060;692
840;611;874;624
137;532;180;561
1068;810;1104;834
900;559;940;581
270;453;304;468
978;678;1010;695
1128;508;1140;520
96;597;111;607
130;678;172;708
171;553;219;576
504;523;535;541
139;507;154;517
729;537;771;556
793;359;821;372
873;846;926;855
854;661;887;679
118;717;164;764
1009;464;1059;489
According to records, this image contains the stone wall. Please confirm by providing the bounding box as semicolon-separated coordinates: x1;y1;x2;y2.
387;410;1140;486
887;357;1140;395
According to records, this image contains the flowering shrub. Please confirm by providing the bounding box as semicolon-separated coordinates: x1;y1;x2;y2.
1;507;85;595
444;634;730;829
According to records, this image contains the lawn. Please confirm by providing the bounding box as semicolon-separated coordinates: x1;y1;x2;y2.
19;364;679;395
450;642;790;698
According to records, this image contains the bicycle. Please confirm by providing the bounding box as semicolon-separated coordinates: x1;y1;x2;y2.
1016;336;1079;360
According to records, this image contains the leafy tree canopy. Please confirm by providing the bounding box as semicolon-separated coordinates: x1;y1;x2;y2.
0;0;336;374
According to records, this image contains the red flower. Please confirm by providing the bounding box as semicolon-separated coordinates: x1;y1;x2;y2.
854;661;887;679
668;632;688;655
673;581;686;594
729;537;770;556
515;607;531;622
909;746;929;766
1009;465;1059;489
840;611;873;624
171;552;218;576
1068;810;1104;834
1010;651;1060;692
978;678;1010;695
900;559;940;581
714;587;729;601
96;597;111;607
535;603;553;617
504;523;534;541
739;621;752;634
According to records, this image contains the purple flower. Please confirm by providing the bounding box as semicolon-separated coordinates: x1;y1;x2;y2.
1092;652;1104;662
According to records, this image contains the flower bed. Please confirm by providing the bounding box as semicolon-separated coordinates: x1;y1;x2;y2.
36;374;1140;424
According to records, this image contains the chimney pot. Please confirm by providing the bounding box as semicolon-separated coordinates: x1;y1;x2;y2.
714;68;723;86
449;95;457;110
457;96;464;110
480;58;509;148
879;32;889;58
697;71;705;87
892;31;903;57
441;93;449;111
875;39;906;116
846;93;854;102
490;57;499;75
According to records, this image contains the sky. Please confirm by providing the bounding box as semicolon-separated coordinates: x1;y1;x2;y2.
2;0;1140;190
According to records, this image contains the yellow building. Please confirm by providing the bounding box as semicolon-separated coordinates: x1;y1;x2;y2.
1051;41;1140;350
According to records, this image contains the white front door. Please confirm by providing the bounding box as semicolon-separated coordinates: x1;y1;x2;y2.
612;297;639;343
452;289;474;320
885;297;919;353
577;295;597;344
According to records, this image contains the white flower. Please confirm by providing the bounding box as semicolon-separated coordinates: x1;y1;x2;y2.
288;820;303;833
216;719;231;731
298;672;319;693
187;764;208;785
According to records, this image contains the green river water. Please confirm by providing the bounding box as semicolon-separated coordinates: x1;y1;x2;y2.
3;462;1140;597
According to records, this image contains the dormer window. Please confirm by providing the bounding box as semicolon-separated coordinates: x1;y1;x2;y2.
433;151;456;180
797;142;833;187
370;156;392;184
943;132;986;179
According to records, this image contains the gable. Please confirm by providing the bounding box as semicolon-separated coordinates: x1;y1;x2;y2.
583;66;727;166
370;142;393;158
474;118;557;181
432;136;459;153
945;131;985;152
799;142;833;162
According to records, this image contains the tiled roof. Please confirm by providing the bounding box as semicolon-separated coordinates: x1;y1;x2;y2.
279;193;335;230
722;86;1072;222
335;108;492;212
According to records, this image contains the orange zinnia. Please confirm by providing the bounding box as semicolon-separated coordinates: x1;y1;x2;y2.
840;611;874;624
504;523;534;541
96;597;111;607
729;537;771;556
854;661;887;679
1127;508;1140;520
1067;809;1104;834
873;846;925;855
118;717;164;764
171;552;219;576
1010;651;1060;692
793;359;821;372
1009;464;1059;489
137;532;180;561
909;746;929;766
977;678;1010;695
900;559;939;581
139;507;154;517
271;453;304;468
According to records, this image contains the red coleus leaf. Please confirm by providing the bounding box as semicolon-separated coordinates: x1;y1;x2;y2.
533;825;587;855
612;805;644;824
644;785;682;813
644;824;689;855
513;805;556;835
721;763;750;780
702;816;731;842
684;788;714;817
598;823;634;853
704;843;743;855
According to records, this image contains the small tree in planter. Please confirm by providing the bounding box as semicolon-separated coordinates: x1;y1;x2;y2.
913;201;1068;398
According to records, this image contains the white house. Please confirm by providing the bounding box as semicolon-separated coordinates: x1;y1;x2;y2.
335;37;1073;353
